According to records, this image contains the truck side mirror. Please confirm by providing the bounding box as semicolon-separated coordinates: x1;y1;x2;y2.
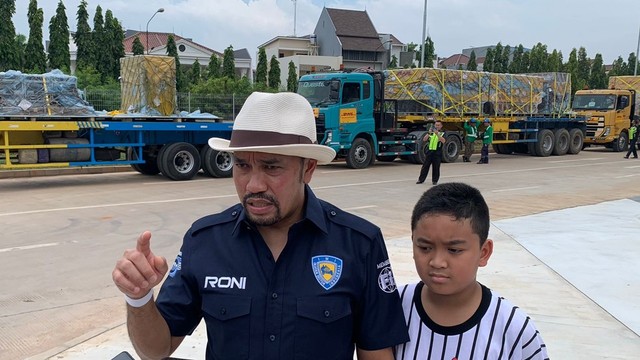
330;81;340;101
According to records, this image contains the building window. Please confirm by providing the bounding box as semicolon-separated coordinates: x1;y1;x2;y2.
343;50;377;62
178;44;186;52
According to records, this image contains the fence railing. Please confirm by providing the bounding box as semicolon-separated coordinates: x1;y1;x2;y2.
83;89;249;120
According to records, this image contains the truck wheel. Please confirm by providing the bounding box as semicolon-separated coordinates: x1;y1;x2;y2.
552;129;570;155
611;132;628;152
442;134;461;163
514;143;529;154
346;138;373;169
534;129;554;157
160;142;201;180
493;144;513;154
568;129;584;154
201;146;233;178
408;131;427;164
127;147;160;175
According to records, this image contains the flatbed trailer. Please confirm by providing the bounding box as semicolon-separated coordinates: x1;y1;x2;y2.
0;116;234;180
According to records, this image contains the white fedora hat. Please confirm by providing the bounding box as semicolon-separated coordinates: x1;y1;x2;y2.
208;92;336;164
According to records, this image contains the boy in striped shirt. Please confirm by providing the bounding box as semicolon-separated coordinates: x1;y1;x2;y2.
395;183;549;360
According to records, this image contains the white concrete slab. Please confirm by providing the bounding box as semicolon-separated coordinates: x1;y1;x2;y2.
494;199;640;337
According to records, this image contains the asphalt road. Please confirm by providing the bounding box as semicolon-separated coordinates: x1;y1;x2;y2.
1;148;639;359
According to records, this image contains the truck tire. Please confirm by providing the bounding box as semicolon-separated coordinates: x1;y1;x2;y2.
534;129;554;157
568;129;584;154
201;146;233;178
493;144;513;154
160;142;201;180
611;132;628;152
127;147;160;175
552;129;570;156
442;134;461;163
408;131;427;164
346;138;373;169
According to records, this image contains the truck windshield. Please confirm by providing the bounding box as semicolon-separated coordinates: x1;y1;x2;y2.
298;80;338;106
572;94;616;110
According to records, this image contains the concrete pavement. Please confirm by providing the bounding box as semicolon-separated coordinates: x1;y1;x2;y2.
42;198;640;359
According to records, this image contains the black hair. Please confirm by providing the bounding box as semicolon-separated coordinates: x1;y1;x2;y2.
411;182;490;245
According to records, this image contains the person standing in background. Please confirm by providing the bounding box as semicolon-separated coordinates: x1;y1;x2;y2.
417;121;446;185
625;119;639;159
478;118;493;164
462;118;478;163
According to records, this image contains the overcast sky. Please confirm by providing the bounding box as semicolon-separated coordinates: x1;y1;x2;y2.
12;0;640;65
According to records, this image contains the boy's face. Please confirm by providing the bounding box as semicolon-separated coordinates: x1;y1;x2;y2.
412;214;493;297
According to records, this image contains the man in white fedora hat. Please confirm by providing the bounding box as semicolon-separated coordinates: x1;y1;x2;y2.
112;92;409;359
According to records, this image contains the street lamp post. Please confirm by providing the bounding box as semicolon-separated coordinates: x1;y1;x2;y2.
420;0;428;68
146;8;165;55
635;24;640;76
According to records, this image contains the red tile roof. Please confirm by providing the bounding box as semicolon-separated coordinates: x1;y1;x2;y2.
123;31;219;55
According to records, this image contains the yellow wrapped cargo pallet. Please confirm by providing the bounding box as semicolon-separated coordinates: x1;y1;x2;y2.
384;68;571;117
120;55;177;116
608;76;640;117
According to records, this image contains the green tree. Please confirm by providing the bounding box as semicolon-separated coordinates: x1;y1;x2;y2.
627;52;638;75
0;0;20;71
493;42;504;73
500;45;510;73
189;59;201;86
483;48;494;72
467;51;477;71
268;55;281;89
91;5;106;78
206;53;220;79
256;47;268;85
48;0;70;73
73;0;92;71
576;47;590;89
609;56;626;76
565;48;580;93
24;0;46;73
132;36;144;55
15;34;26;70
528;43;548;72
548;49;563;72
389;54;398;69
222;45;236;79
588;53;607;90
286;60;298;92
105;10;124;79
166;34;185;91
509;44;524;73
420;36;435;68
520;51;530;73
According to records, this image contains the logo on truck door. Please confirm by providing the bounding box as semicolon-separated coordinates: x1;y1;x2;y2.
339;108;357;123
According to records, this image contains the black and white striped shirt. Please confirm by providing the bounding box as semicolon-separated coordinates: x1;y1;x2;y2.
394;282;549;360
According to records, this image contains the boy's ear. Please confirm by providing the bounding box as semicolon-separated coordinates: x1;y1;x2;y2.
479;239;493;267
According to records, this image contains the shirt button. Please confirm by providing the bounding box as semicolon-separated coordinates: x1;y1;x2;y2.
220;308;226;315
330;210;337;216
269;334;276;342
324;310;330;317
271;292;278;299
232;211;237;216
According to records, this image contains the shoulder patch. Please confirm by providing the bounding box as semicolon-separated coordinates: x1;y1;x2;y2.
190;204;243;235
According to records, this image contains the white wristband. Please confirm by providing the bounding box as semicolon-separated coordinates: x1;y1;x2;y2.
125;290;153;308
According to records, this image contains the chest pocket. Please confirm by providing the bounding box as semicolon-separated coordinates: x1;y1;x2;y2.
294;296;353;359
202;295;251;360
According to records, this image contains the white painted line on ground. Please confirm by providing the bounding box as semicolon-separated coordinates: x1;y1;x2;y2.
616;174;639;179
344;205;377;211
624;165;640;169
491;186;541;193
320;169;370;174
0;242;59;253
549;158;604;163
0;194;237;217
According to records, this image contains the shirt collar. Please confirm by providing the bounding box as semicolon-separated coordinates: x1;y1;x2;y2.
232;185;328;236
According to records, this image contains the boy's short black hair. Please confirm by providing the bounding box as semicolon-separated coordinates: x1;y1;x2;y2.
411;182;490;245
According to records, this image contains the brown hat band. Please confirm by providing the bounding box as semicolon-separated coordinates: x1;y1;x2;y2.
229;129;314;147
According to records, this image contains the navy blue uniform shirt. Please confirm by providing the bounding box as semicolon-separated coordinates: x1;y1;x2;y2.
156;185;409;360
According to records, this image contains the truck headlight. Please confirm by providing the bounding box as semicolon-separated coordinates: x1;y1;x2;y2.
325;132;333;144
601;127;610;137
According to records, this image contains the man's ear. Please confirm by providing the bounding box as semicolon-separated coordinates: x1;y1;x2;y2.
303;159;317;184
479;239;493;267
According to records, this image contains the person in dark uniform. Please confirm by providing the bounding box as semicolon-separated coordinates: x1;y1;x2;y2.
624;119;639;159
416;120;446;185
112;92;409;360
